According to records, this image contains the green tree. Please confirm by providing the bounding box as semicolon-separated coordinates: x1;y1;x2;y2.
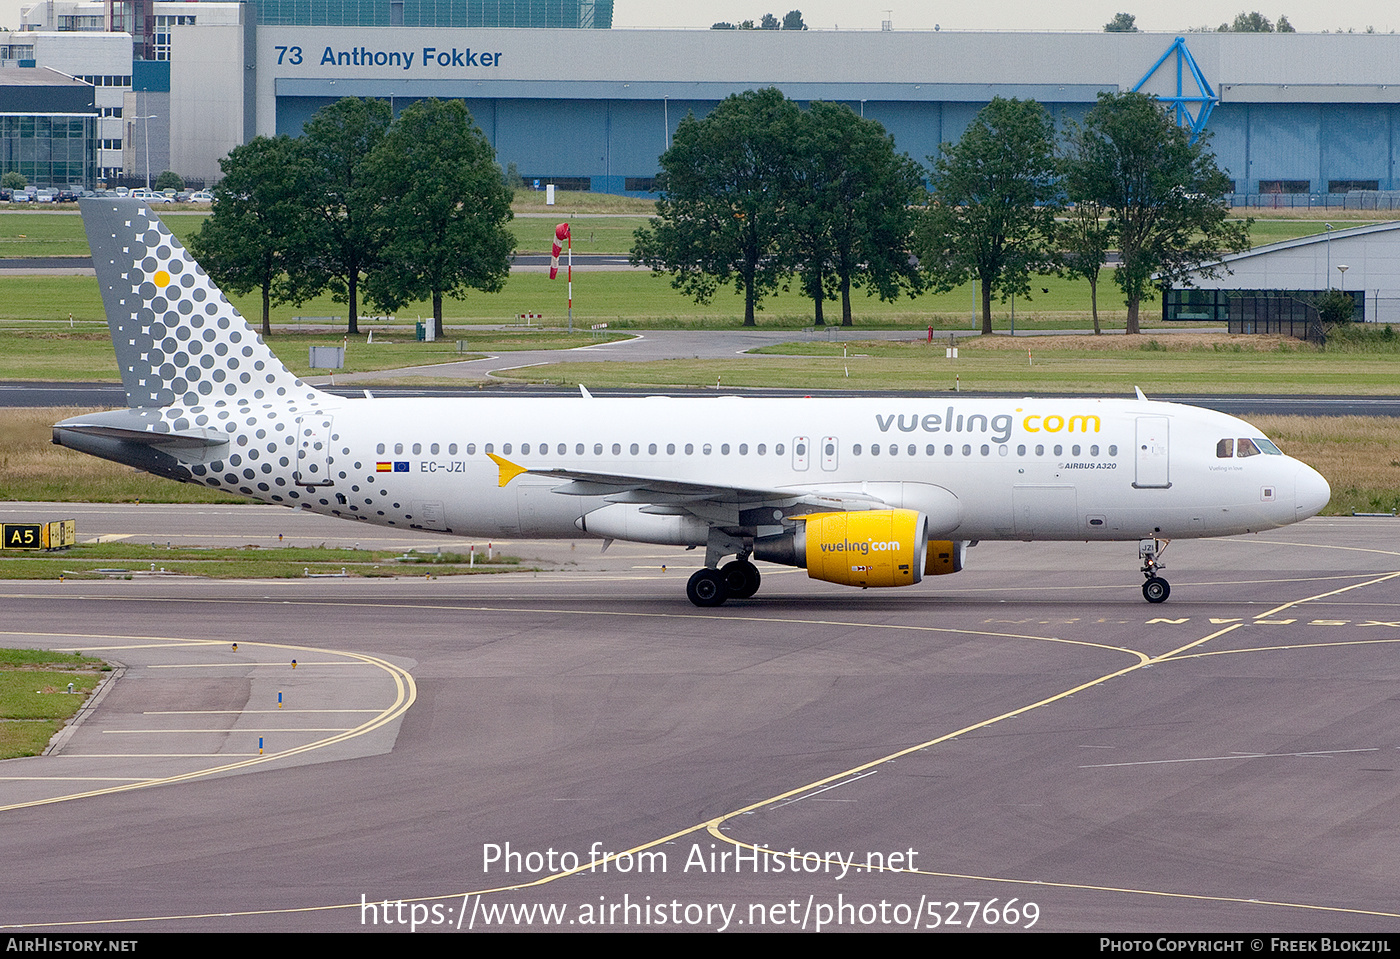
760;12;780;29
1059;122;1114;335
1;171;25;191
1219;11;1273;30
1314;288;1357;325
1059;200;1113;336
188;135;304;336
1276;14;1295;32
1067;91;1250;334
916;97;1060;336
363;99;515;339
632;88;801;327
788;101;924;326
154;170;184;192
782;10;807;30
1104;12;1139;31
711;21;736;29
293;97;392;335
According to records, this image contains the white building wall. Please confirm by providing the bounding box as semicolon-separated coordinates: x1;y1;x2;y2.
1184;226;1400;325
169;20;247;182
20;32;129;175
20;0;244;30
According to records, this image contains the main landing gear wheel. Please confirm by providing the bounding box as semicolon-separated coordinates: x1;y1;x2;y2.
1142;577;1171;604
720;559;761;599
687;568;729;607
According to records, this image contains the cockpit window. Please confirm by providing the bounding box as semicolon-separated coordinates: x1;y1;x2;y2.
1237;438;1261;457
1217;438;1234;458
1255;437;1284;455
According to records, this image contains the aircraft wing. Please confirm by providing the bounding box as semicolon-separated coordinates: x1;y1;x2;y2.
488;453;890;522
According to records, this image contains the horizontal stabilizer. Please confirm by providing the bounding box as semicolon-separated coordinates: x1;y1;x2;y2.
54;423;231;449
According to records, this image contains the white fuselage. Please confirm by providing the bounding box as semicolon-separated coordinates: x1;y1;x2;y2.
161;393;1326;545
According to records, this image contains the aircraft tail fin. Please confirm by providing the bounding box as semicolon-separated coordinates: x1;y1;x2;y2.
80;198;317;409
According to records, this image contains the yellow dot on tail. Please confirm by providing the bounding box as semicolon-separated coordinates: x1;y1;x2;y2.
153;270;170;287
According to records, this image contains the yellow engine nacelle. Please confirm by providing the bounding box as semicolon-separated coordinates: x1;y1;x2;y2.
924;540;968;576
801;510;927;588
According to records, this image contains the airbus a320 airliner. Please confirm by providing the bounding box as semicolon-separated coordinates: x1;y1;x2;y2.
55;199;1331;606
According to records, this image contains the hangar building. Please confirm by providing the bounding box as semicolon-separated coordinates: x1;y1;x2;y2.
9;4;1400;200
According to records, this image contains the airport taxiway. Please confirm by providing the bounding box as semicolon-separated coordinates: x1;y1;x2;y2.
1;511;1399;932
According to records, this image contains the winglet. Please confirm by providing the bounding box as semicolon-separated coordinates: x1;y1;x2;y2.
487;452;529;487
579;384;593;399
1134;386;1148;401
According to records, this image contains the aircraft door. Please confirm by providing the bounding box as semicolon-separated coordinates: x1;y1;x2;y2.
1133;416;1171;489
792;436;810;471
820;436;839;471
294;415;335;487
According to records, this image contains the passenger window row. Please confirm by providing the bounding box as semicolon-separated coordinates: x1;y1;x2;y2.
371;440;1120;459
853;443;1116;458
377;441;792;457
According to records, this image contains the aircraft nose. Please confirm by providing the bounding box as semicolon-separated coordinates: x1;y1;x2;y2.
1295;462;1331;520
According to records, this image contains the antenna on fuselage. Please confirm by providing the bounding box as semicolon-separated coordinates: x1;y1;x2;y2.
1135;386;1148;401
579;384;593;399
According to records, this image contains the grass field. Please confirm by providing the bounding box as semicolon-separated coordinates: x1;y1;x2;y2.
1;208;1390;348
0;647;106;760
0;267;1150;384
0;267;1157;377
1249;414;1400;515
0;541;524;580
0;206;1383;257
3;406;246;502
0;313;635;381
0;211;655;258
493;331;1400;395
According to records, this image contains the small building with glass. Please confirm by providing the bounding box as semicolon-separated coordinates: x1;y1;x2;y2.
1163;222;1400;331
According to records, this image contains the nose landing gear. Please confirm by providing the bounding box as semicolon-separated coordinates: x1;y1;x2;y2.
1140;537;1171;603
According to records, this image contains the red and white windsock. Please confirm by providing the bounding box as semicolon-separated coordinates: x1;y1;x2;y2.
549;222;570;280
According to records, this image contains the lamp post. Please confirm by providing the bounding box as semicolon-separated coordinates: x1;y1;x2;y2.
1337;264;1352;323
131;114;158;191
1324;222;1332;283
